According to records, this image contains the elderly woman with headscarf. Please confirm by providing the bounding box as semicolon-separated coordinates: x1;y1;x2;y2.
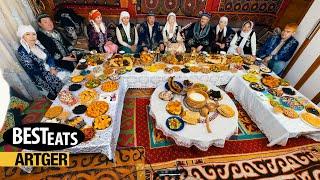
162;12;186;54
116;11;138;53
87;9;118;54
211;16;235;53
17;25;67;99
228;21;256;56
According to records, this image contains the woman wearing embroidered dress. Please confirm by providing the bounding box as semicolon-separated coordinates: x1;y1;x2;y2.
116;11;138;54
162;12;186;54
227;21;256;57
16;25;68;99
87;9;118;54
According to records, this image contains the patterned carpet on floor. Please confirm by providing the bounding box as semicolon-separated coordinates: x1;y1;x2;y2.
0;89;319;179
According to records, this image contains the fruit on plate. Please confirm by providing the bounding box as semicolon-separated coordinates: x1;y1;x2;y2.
85;79;101;89
86;101;109;118
166;100;182;115
217;104;235;118
158;91;173;101
101;81;119;92
280;96;304;111
300;112;320;128
242;73;259;83
79;89;98;105
82;127;96;141
58;90;77;106
93;115;112;130
71;75;85;83
261;76;281;88
282;108;298;119
167;77;183;94
181;110;200;125
45;106;63;119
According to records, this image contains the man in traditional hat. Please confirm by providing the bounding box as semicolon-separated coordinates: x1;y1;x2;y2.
36;13;77;72
137;11;164;53
184;11;214;53
258;23;299;75
211;16;235;53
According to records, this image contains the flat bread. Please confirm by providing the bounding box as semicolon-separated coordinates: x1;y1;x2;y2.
182;110;200;125
217;105;235;118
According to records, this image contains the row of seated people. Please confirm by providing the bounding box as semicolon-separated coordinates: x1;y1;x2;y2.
16;10;299;100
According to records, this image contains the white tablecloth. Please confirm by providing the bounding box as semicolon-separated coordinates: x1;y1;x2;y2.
122;69;234;88
225;75;320;146
21;70;128;173
150;82;238;151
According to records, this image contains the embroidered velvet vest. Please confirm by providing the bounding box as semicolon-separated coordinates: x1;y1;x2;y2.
118;23;136;46
235;31;254;55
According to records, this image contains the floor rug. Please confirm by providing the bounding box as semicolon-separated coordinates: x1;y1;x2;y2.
145;144;320;179
0;147;145;180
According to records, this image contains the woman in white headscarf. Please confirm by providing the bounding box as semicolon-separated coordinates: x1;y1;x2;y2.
162;12;186;54
17;25;67;99
212;16;235;53
116;11;138;53
228;21;256;56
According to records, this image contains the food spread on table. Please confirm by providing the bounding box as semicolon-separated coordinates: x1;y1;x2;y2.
160;77;236;133
42;52;320;148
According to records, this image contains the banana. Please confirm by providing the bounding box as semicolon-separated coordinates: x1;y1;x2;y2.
168;76;182;94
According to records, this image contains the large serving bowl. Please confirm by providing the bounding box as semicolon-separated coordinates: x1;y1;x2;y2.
185;88;208;109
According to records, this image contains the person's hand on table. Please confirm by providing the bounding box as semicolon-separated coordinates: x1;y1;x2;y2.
143;47;149;52
219;43;225;49
50;68;58;76
159;44;165;51
62;55;77;61
263;56;272;66
130;45;137;52
236;47;242;54
196;45;203;52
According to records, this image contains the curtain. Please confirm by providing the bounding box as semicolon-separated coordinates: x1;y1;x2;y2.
0;0;42;101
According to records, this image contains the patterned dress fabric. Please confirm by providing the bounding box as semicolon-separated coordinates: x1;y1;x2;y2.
258;35;298;75
87;22;108;53
137;21;163;51
17;45;64;98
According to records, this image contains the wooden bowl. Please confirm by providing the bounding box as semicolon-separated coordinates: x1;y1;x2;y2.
185;88;208;109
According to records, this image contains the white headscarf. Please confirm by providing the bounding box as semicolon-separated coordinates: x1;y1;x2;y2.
216;16;228;38
239;21;254;49
163;12;178;39
119;11;130;25
17;25;47;59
